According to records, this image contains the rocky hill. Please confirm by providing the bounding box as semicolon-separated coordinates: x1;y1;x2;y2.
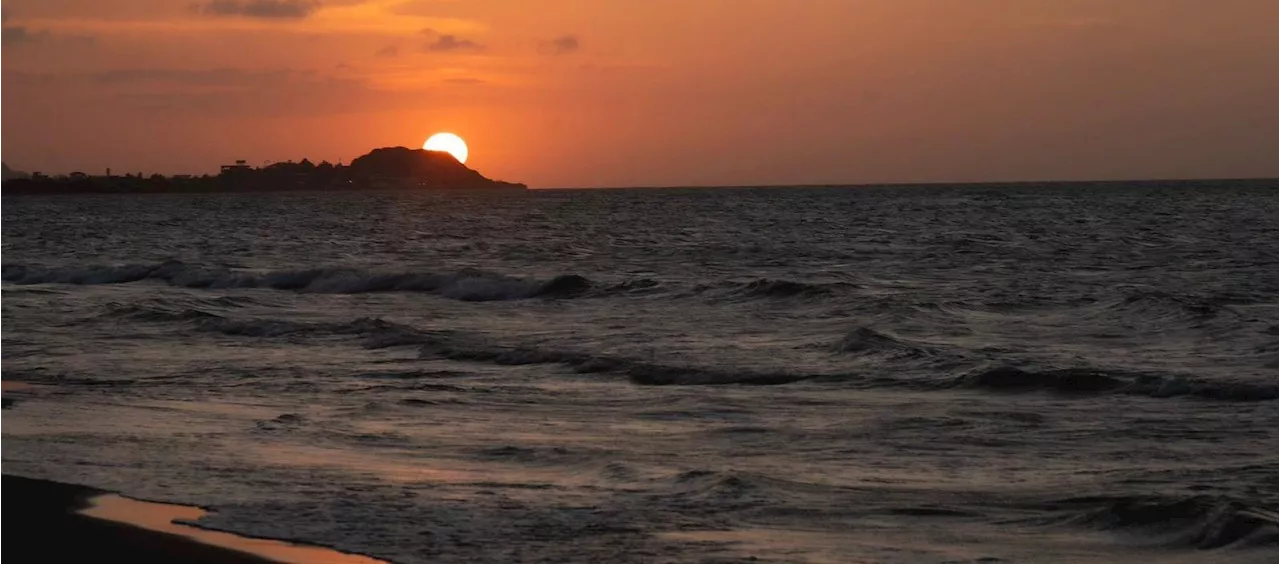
348;147;524;189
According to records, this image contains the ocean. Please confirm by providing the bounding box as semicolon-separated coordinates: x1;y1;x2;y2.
2;183;1276;563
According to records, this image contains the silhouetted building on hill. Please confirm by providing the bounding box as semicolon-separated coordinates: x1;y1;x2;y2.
220;160;251;174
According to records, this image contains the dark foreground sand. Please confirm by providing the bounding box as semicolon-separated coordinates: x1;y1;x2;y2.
4;474;274;563
2;473;386;560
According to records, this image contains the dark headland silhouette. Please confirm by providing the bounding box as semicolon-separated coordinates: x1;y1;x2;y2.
2;147;526;194
1;162;21;181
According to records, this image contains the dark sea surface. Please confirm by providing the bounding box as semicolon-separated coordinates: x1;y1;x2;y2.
2;183;1277;563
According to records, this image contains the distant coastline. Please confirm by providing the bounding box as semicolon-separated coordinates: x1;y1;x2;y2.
1;146;526;195
2;152;1272;196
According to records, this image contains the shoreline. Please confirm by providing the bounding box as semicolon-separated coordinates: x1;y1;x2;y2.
1;475;384;563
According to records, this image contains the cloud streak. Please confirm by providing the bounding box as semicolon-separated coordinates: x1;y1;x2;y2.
194;0;321;20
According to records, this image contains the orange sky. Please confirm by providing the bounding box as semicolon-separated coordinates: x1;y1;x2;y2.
2;0;1275;187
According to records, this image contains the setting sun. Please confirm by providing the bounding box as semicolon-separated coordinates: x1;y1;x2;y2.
423;132;468;164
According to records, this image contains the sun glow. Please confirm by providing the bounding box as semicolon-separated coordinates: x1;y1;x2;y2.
423;132;469;164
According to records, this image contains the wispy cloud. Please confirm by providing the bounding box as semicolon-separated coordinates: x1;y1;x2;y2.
423;30;482;52
0;7;46;47
375;43;399;57
3;25;49;46
194;0;321;20
3;66;419;117
88;67;296;86
14;2;483;37
539;34;579;55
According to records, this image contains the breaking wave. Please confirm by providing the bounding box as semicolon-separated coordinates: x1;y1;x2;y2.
1046;494;1278;549
209;317;444;343
83;309;445;350
668;470;772;507
909;289;1252;329
97;304;224;323
3;261;594;302
721;278;857;300
80;308;1280;400
833;327;934;358
1081;290;1242;324
417;340;813;386
955;366;1127;393
160;313;808;386
955;366;1278;401
662;469;845;512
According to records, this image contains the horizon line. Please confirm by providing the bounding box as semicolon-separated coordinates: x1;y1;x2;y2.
531;176;1278;190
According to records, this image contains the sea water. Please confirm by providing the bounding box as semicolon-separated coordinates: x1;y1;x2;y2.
2;184;1276;562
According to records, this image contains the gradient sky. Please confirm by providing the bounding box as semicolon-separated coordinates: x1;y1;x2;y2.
2;0;1275;187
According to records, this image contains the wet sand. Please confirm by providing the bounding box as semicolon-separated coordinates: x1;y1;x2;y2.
1;381;42;392
2;475;384;563
1;380;42;409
